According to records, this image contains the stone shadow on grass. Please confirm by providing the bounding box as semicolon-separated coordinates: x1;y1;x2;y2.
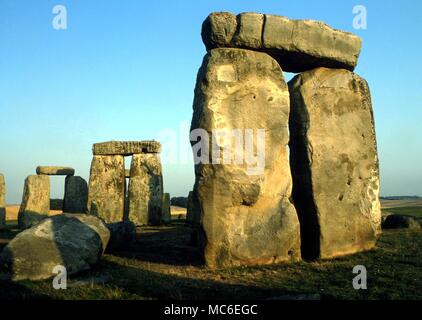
93;260;307;300
111;222;204;266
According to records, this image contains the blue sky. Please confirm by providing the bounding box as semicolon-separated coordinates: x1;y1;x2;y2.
0;0;421;203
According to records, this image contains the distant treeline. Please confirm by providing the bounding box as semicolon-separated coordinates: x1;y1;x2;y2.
380;196;422;200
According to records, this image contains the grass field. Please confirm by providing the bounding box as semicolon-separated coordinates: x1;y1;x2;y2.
1;219;422;300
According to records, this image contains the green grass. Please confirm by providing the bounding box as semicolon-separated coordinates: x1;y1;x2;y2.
382;207;422;219
1;219;422;300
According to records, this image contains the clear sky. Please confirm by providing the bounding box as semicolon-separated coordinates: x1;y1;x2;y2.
0;0;421;204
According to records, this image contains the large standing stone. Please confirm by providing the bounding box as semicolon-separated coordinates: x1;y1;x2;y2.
191;48;301;268
128;154;163;226
161;193;171;224
0;174;6;228
18;175;50;230
289;67;381;260
63;176;88;213
202;12;362;73
0;214;110;281
88;155;125;223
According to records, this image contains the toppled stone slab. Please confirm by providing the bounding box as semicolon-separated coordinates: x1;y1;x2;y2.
382;215;421;230
202;12;362;73
63;176;88;213
88;155;125;223
125;169;131;178
128;154;164;226
191;48;301;268
36;166;75;176
289;67;381;260
0;174;6;228
0;214;110;281
93;141;161;156
18;175;50;230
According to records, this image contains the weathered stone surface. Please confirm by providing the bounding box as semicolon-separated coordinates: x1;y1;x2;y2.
125;169;131;178
88;155;125;223
161;193;171;224
93;141;161;156
202;12;362;73
106;221;137;252
0;214;110;281
0;174;6;228
382;215;421;230
36;166;75;176
289;67;381;260
191;48;301;268
63;176;88;213
128;154;163;226
18;175;50;230
50;199;63;211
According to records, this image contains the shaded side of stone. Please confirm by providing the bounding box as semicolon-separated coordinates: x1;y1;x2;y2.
63;176;88;213
161;193;171;224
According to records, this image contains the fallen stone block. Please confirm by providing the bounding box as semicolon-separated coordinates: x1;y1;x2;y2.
36;166;75;176
382;215;421;230
289;67;381;260
202;12;362;73
0;214;110;281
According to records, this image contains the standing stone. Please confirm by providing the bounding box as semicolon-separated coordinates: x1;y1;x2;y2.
18;175;50;230
63;176;88;213
128;154;163;226
88;155;125;223
161;193;171;224
191;48;301;268
186;191;194;223
289;67;381;260
0;174;6;228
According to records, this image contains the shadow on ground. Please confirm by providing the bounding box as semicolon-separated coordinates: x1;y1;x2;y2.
112;222;204;266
